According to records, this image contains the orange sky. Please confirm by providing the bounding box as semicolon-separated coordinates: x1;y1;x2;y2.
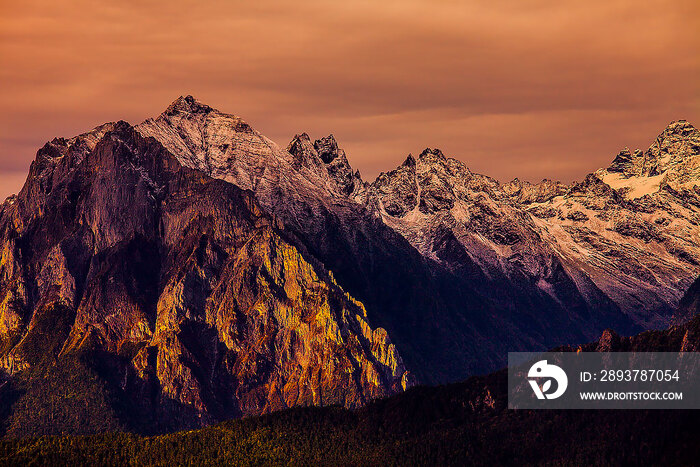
1;0;699;199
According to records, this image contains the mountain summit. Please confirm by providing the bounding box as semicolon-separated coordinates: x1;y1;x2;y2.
599;120;700;198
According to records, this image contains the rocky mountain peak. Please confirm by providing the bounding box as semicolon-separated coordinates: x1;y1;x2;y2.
282;132;362;197
0;115;412;431
502;177;527;192
607;147;645;175
661;119;697;138
286;132;321;170
314;134;341;164
649;119;699;165
598;120;699;197
163;95;213;117
156;96;254;135
289;132;313;147
418;148;446;162
137;97;267;188
143;97;362;219
286;133;344;167
402;154;416;168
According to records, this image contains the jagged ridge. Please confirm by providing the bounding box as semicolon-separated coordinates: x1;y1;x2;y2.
137;97;640;386
1;96;698;438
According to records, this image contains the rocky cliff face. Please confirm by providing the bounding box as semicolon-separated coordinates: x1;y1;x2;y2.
0;120;410;432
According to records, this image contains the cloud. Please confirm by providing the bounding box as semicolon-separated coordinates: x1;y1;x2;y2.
0;0;698;198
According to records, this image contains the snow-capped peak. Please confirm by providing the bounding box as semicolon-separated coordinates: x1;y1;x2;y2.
597;120;700;199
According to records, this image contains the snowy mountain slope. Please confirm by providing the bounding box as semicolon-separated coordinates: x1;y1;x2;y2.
364;120;700;328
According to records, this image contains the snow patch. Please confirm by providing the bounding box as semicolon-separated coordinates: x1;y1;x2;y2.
600;172;665;199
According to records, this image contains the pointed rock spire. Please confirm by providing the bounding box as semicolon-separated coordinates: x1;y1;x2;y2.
314;135;340;163
419;148;446;161
661;119;697;138
163;95;213;116
402;154;416;168
287;133;322;170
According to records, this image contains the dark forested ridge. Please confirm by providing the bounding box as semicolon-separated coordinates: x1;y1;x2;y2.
1;404;698;466
1;313;699;466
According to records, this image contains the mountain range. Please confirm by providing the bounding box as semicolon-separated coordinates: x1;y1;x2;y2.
0;96;698;433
